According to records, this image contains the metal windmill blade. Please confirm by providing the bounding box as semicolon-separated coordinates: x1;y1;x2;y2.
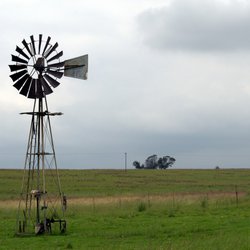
9;34;88;99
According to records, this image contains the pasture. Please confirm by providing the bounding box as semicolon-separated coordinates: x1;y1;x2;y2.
0;169;250;249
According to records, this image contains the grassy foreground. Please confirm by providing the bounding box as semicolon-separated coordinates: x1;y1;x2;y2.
0;169;250;249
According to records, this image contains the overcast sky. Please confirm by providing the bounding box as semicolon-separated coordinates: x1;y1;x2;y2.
1;0;250;169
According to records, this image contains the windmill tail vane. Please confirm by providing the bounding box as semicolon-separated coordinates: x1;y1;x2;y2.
9;34;88;235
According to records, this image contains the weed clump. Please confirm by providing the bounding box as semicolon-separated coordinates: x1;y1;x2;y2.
66;243;73;249
137;202;147;212
168;207;176;217
200;196;209;210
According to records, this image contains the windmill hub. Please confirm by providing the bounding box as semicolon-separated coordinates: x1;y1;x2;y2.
33;57;46;74
9;34;88;235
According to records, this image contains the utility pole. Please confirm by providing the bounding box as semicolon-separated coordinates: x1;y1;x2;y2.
125;152;127;172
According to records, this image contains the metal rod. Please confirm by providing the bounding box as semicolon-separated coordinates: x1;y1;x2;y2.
16;99;36;232
36;98;42;224
41;97;47;230
44;97;64;206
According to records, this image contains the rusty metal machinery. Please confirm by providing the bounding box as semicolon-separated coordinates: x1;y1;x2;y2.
9;34;88;235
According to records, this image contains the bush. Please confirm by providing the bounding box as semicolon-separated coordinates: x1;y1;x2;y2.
137;202;146;212
66;243;73;249
201;196;208;210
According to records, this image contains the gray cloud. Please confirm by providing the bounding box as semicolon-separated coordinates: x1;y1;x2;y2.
2;0;250;170
138;0;250;51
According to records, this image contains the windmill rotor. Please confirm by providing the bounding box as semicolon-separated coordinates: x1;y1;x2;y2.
9;35;63;99
9;34;88;99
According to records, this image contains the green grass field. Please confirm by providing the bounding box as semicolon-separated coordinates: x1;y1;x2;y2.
1;169;250;249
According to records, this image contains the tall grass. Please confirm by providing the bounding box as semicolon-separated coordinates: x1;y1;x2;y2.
1;169;250;199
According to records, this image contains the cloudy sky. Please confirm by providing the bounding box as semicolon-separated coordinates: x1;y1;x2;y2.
1;0;250;169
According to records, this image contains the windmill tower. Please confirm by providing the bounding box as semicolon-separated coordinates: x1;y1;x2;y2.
8;35;88;235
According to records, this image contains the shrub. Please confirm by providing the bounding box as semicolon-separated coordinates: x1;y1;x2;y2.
200;196;208;210
138;202;146;212
66;243;73;249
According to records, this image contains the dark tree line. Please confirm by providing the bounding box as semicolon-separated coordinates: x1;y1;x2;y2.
133;155;176;169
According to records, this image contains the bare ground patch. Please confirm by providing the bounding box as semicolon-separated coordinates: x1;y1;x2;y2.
0;191;246;209
68;191;247;206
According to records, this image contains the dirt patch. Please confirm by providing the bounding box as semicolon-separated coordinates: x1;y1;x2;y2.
68;191;247;206
0;191;246;208
0;199;18;208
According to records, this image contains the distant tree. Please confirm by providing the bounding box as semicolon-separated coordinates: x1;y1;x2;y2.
158;156;175;169
133;161;144;169
145;155;158;169
158;157;163;169
133;155;176;169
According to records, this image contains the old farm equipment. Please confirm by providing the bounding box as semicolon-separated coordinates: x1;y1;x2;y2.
8;35;88;235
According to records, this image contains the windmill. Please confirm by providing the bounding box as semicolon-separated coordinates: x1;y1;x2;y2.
8;34;88;235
